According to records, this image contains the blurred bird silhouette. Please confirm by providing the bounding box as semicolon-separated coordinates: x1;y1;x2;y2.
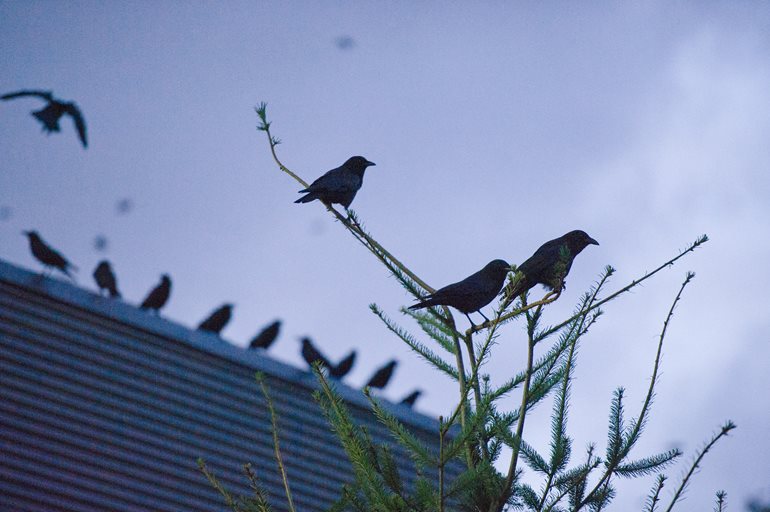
329;350;357;379
92;234;108;252
295;156;376;209
139;274;171;313
300;337;332;370
23;230;77;279
409;259;511;326
249;320;281;350
198;304;233;335
503;230;599;306
1;90;87;148
93;260;120;298
365;360;397;390
399;389;423;408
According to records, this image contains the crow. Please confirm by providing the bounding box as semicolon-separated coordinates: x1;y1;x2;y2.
295;156;376;209
329;350;357;379
408;259;511;325
503;230;599;306
2;90;87;148
93;260;120;298
139;274;171;312
399;389;423;408
364;360;397;390
300;337;332;370
23;230;77;278
249;320;281;350
198;304;234;334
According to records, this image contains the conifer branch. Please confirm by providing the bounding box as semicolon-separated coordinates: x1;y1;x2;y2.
714;490;727;512
438;416;446;512
198;459;241;510
255;373;296;512
580;272;695;508
645;474;667;512
664;421;736;512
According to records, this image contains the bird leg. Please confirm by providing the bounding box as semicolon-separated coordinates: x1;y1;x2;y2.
478;311;491;323
464;313;479;329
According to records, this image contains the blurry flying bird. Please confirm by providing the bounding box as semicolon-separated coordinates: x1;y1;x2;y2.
139;274;171;312
93;260;120;298
364;360;397;390
329;350;357;379
503;230;599;306
300;337;332;370
399;389;423;408
0;206;12;221
23;230;77;278
408;259;511;326
1;89;87;148
198;304;234;335
249;320;281;350
115;198;134;215
92;234;108;252
334;35;356;50
295;156;376;209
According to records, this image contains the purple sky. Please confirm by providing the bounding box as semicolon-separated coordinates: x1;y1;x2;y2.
2;2;769;509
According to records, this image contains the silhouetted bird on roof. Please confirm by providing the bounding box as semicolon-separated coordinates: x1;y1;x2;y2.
1;90;87;148
139;274;171;312
295;156;376;209
365;360;397;390
408;259;511;326
23;230;77;279
300;337;332;370
93;260;120;298
249;320;281;350
329;350;357;379
399;389;423;408
198;304;233;335
503;230;599;306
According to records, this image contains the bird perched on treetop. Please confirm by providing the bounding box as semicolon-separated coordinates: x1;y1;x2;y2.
329;350;357;379
364;360;397;390
140;274;171;313
93;260;120;298
198;304;234;335
503;230;599;307
295;156;376;209
408;259;511;326
1;90;87;148
399;389;423;408
249;320;281;350
23;230;77;279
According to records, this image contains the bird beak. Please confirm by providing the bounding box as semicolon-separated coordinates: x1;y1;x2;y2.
588;237;599;246
367;161;376;167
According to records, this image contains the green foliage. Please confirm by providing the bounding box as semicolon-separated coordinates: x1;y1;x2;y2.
199;105;735;512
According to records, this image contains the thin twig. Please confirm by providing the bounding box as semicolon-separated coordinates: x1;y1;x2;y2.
257;374;296;512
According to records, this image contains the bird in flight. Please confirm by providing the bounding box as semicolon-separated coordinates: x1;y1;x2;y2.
295;156;376;209
409;259;511;326
2;90;87;148
23;230;77;279
503;230;599;307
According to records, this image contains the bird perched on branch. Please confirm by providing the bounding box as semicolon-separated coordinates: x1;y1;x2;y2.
295;156;376;209
93;260;120;298
1;90;87;148
408;259;511;326
399;389;423;408
503;230;599;307
248;320;281;350
198;304;234;335
140;274;171;313
365;360;397;390
23;230;77;278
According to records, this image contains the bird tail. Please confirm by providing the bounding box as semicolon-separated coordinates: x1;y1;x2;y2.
109;287;121;298
294;191;318;204
408;297;435;311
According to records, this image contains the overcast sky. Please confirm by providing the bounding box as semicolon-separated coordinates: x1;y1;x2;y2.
2;1;769;509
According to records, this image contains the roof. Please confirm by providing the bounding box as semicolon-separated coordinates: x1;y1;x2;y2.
0;259;461;511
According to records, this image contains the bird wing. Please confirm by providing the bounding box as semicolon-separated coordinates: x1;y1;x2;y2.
1;90;54;101
63;103;87;148
305;166;359;193
518;239;564;277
